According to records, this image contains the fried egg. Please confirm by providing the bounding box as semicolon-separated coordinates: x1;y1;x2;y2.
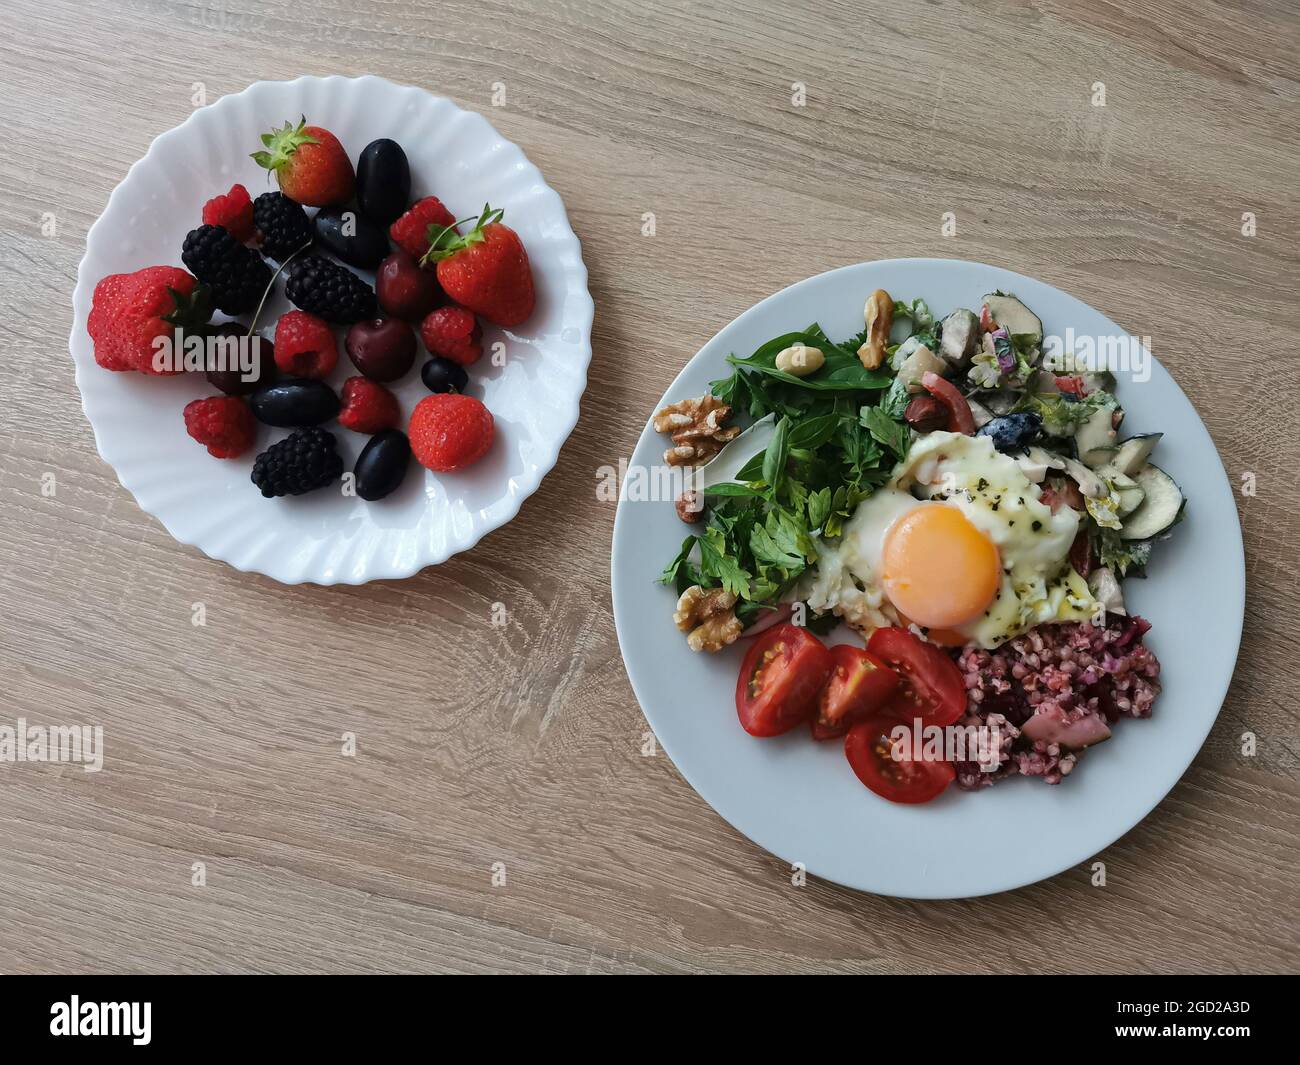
802;432;1095;648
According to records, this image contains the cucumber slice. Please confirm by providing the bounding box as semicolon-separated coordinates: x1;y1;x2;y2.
1120;464;1183;540
982;293;1043;345
1075;400;1122;466
1096;464;1145;516
1111;433;1162;476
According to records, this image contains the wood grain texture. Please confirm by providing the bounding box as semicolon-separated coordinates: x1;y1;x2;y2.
0;0;1297;974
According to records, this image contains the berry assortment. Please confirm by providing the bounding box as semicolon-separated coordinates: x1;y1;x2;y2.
86;117;535;504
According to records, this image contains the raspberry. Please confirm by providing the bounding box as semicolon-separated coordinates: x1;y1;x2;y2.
202;184;256;243
408;393;494;471
389;196;456;260
183;396;256;458
273;310;338;378
338;376;400;434
419;305;482;366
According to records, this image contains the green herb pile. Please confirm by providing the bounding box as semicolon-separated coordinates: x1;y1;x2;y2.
658;324;911;628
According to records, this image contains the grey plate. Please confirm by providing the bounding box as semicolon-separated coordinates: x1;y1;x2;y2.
611;258;1244;898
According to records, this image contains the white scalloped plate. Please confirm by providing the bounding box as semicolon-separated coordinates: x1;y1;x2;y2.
71;75;592;584
612;259;1245;898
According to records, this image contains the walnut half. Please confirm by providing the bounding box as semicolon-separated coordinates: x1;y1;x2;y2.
653;394;740;466
674;585;743;652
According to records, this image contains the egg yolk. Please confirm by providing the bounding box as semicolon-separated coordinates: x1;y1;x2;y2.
881;504;1000;629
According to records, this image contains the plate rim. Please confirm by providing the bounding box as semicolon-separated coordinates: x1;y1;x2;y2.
69;73;594;585
611;256;1245;898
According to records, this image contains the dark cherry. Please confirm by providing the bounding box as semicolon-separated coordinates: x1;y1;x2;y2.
345;318;417;382
376;251;442;321
205;323;276;395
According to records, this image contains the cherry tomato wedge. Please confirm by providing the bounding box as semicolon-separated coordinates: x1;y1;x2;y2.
845;715;956;804
811;645;900;740
1055;374;1087;398
866;626;967;728
920;371;975;435
735;624;833;737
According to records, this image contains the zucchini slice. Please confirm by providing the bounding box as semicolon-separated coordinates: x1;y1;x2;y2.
1120;464;1183;540
982;293;1043;345
1096;464;1145;516
1075;400;1122;467
1111;433;1162;476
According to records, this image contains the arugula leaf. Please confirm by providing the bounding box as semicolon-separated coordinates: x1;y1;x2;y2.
708;368;747;411
658;535;703;593
787;412;840;450
702;482;763;499
762;416;790;496
859;403;911;459
734;449;766;483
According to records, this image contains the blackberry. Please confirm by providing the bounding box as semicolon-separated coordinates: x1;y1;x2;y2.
181;224;271;315
250;427;343;497
284;256;377;323
253;191;313;261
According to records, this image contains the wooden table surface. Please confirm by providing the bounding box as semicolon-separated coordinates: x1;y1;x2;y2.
1;0;1297;974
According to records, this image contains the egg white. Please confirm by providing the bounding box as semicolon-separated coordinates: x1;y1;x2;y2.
802;432;1095;648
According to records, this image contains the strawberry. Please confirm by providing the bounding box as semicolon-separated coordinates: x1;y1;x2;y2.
252;117;354;207
389;197;456;261
202;183;256;242
184;396;256;458
87;267;211;374
408;393;494;471
338;377;400;434
420;204;534;326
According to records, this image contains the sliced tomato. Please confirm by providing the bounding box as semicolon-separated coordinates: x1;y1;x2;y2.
811;645;900;740
735;624;833;737
845;715;955;804
920;372;975;435
979;303;996;333
866;626;967;727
